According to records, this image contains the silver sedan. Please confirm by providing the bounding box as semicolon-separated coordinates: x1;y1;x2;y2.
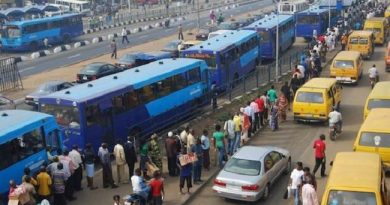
212;146;291;202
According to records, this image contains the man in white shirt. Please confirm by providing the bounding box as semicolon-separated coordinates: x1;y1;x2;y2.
224;115;235;155
121;27;129;44
69;145;83;191
244;101;254;137
131;168;149;204
328;107;342;132
368;64;378;80
114;140;127;184
187;129;196;153
180;126;189;148
290;162;304;205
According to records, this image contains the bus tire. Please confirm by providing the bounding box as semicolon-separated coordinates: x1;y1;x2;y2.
63;34;71;44
30;41;38;51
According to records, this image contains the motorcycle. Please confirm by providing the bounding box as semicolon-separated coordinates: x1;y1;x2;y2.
329;123;341;141
369;76;379;89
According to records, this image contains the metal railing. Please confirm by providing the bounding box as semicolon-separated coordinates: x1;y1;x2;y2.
0;57;23;92
83;0;242;30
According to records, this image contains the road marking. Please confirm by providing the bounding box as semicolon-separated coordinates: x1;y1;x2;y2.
68;53;81;59
139;35;149;39
20;66;36;73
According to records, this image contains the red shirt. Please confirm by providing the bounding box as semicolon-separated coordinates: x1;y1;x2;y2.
255;98;264;112
150;178;163;197
313;139;326;158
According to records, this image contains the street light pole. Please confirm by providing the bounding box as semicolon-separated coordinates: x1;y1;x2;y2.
328;0;331;29
275;13;279;83
197;0;200;28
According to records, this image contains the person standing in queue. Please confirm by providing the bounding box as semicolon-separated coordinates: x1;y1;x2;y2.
52;163;68;205
59;150;76;201
84;143;98;190
98;143;118;189
111;40;117;59
114;139;127;184
178;24;184;40
150;134;163;173
165;131;178;176
69;145;83;191
124;136;137;180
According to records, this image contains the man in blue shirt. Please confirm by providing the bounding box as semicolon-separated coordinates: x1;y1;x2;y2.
200;129;210;171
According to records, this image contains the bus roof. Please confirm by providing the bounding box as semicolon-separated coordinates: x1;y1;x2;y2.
245;14;294;30
367;81;390;100
301;78;336;89
0;110;52;142
184;30;257;52
327;152;381;191
297;7;330;14
365;17;386;22
6;13;80;26
361;108;390;132
334;51;361;60
348;30;374;37
42;58;207;103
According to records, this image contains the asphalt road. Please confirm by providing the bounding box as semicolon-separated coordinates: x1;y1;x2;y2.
17;0;273;77
187;46;390;205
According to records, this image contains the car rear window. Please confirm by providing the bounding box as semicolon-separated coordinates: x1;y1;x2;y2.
333;60;354;69
367;99;390;110
80;65;101;74
224;158;261;176
296;91;324;104
327;190;376;205
359;132;390;148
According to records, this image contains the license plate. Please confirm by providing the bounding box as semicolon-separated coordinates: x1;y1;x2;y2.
226;184;240;190
83;76;88;80
336;77;350;81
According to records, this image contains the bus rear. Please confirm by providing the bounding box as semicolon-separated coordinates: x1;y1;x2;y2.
0;110;63;201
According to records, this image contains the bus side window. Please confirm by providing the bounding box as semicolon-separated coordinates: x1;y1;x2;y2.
137;84;157;103
85;105;100;126
0;127;45;170
187;67;201;85
173;73;187;90
156;77;174;97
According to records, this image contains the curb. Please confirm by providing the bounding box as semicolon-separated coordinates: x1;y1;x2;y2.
31;50;50;59
182;169;220;205
74;40;90;48
13;56;30;63
92;36;106;43
53;44;71;53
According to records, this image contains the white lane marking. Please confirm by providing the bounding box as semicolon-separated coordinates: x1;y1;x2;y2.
139;35;149;39
68;53;81;59
20;66;36;73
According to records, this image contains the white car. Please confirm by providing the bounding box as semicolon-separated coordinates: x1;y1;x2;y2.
213;146;291;202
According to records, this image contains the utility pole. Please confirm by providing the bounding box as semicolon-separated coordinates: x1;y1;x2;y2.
275;13;279;83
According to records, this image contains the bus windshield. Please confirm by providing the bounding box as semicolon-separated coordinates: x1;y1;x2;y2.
6;25;21;38
41;104;81;128
0;128;45;170
327;190;377;205
297;15;319;24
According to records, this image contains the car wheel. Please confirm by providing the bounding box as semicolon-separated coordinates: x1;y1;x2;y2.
262;184;270;200
284;158;292;175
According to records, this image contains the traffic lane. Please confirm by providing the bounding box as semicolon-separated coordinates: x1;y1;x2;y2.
18;0;273;76
188;46;388;205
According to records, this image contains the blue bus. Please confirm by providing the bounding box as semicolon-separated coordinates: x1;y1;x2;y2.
39;58;210;152
296;7;339;40
244;14;295;60
181;30;260;88
1;13;83;51
0;110;63;200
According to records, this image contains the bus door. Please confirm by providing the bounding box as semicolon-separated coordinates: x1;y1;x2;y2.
45;129;62;156
98;100;115;147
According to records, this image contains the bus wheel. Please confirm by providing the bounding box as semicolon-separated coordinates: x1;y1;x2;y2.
63;34;71;44
30;41;38;51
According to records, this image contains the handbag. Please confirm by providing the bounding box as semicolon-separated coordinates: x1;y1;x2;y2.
283;185;292;199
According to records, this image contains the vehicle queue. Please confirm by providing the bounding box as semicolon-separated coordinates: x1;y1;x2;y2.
2;0;390;204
